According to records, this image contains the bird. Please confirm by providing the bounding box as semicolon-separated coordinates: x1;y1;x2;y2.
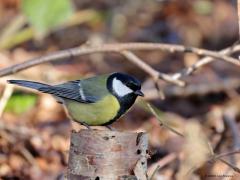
8;72;144;129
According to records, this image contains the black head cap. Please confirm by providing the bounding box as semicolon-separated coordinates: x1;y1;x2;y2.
107;72;144;98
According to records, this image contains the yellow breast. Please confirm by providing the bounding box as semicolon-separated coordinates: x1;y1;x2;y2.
64;95;120;125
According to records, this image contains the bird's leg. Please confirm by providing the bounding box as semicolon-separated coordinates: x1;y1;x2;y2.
81;122;92;130
106;125;116;131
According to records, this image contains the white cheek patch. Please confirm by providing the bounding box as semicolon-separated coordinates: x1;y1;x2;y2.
112;78;133;97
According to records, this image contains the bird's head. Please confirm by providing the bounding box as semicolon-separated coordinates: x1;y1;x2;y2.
107;72;144;99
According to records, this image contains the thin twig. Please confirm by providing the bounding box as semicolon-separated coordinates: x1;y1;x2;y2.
0;84;13;117
0;43;239;78
147;103;184;137
154;80;165;100
218;158;240;173
208;149;240;174
172;44;240;79
149;165;160;180
121;50;185;86
148;153;178;178
213;149;240;160
144;78;240;100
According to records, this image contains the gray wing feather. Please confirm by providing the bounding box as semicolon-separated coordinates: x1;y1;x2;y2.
39;80;93;103
39;75;109;103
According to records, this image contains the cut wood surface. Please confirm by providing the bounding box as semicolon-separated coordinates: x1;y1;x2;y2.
67;130;148;180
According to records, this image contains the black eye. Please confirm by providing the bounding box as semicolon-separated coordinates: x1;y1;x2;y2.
126;82;139;90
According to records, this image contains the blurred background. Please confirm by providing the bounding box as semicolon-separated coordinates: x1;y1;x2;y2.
0;0;240;179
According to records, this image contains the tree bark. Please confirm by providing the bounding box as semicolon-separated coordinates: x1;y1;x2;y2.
67;129;148;180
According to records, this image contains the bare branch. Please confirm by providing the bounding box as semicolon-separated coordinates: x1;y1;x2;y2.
172;44;240;79
213;149;240;160
0;43;239;79
120;50;185;86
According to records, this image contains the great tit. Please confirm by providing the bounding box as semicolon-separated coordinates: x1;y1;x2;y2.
8;72;144;128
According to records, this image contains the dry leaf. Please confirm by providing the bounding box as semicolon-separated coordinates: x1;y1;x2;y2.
177;121;212;180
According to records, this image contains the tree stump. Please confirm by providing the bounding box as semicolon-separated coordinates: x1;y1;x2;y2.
67;130;148;180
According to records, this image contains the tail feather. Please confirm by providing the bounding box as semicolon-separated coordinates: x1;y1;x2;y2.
7;80;50;90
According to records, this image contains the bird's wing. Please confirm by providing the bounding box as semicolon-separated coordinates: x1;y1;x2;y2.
38;74;110;103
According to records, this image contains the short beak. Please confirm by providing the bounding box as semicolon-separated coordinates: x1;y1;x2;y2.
134;90;144;96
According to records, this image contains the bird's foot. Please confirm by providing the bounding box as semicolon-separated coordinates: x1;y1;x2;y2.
81;122;92;130
106;125;116;131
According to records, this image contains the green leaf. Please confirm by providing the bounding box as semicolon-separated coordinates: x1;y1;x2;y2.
5;93;37;114
21;0;73;38
193;0;213;15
